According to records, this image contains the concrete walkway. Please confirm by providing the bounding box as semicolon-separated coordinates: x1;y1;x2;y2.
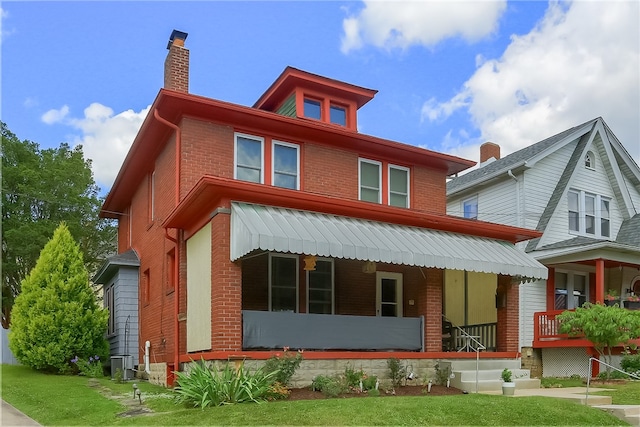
1;400;41;427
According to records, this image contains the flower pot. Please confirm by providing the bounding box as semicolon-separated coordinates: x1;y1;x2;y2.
624;301;640;310
604;299;618;307
502;382;516;396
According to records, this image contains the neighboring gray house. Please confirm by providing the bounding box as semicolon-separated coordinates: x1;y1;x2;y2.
447;117;640;377
94;249;140;377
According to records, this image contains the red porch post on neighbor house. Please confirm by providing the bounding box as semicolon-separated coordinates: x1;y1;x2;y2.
595;259;605;303
496;275;519;352
418;268;443;352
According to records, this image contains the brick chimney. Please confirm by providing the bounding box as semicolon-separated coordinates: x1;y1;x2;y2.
164;30;189;93
480;142;500;164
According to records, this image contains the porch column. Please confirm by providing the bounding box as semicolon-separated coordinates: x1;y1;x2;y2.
211;205;243;351
417;268;443;352
595;259;605;303
496;275;519;352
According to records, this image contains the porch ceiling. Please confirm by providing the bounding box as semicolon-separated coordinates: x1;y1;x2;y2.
230;202;548;280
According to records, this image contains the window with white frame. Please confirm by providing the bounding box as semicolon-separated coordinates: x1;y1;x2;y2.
462;196;478;219
359;159;381;203
272;140;299;190
234;133;264;183
307;258;334;314
269;254;298;312
389;165;409;208
585;151;594;169
568;189;610;238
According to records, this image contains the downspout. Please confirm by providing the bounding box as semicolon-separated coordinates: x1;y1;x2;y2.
154;108;182;381
507;169;524;351
145;340;151;374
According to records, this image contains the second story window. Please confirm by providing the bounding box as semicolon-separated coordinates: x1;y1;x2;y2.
568;189;611;238
585;151;594;169
272;141;299;190
303;98;321;120
389;165;409;208
235;134;264;184
359;159;381;203
463;196;478;219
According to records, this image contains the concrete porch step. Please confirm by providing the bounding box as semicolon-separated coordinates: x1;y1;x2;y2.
455;368;531;382
452;376;541;393
593;405;640;426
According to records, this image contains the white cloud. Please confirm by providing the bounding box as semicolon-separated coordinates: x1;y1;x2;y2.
43;102;149;191
41;105;69;124
69;103;149;190
341;1;507;53
423;1;640;164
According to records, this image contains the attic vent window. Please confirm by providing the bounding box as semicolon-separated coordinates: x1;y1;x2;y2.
303;98;321;120
585;152;594;169
330;105;346;126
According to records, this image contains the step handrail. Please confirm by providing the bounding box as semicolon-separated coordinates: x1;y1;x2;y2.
585;356;640;405
443;315;486;393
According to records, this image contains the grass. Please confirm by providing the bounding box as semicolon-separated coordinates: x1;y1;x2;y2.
1;365;632;426
541;375;640;405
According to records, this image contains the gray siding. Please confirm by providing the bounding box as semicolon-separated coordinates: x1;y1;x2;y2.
1;327;18;364
105;266;139;365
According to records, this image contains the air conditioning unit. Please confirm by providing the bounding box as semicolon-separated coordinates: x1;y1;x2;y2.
111;355;134;381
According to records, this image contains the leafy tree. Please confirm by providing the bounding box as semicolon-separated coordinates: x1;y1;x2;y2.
557;303;640;378
9;223;109;373
1;122;116;328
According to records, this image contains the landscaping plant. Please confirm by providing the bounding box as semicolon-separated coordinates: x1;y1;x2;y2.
621;352;640;378
262;347;303;386
8;223;109;373
174;360;277;408
387;357;405;388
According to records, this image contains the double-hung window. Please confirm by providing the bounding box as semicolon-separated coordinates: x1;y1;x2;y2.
463;196;479;219
359;159;381;203
389;165;409;208
272;140;300;190
235;133;264;183
269;254;298;312
307;258;334;314
568;189;611;238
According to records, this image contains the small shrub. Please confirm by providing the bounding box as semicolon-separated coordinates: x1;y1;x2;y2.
174;360;277;408
501;368;512;382
71;355;104;378
344;364;365;388
367;388;380;397
312;374;348;398
598;369;629;380
434;363;451;386
621;353;640;377
114;368;124;384
266;381;290;400
263;348;303;386
362;375;378;391
387;358;405;388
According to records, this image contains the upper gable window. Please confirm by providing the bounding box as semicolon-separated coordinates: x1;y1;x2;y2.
568;189;610;238
463;196;478;220
330;105;346;126
585;151;595;169
303;98;322;120
235;134;264;184
272;140;300;190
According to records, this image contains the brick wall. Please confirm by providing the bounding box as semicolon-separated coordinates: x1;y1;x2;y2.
496;275;519;352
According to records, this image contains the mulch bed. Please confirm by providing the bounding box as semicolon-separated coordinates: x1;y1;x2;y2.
287;385;465;401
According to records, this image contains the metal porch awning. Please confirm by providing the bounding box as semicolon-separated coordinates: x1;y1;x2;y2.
230;202;548;280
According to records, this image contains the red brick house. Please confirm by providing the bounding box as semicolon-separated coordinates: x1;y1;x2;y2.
100;30;547;387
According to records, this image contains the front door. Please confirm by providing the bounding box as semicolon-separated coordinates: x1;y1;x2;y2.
376;272;403;317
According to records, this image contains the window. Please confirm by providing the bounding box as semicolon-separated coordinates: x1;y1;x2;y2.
235;134;264;183
585;151;594;169
105;284;115;336
568;189;611;238
359;159;381;203
269;254;298;312
389;165;409;208
303;98;321;120
554;271;588;310
307;258;334;314
272;141;300;190
330;105;346;126
463;196;478;220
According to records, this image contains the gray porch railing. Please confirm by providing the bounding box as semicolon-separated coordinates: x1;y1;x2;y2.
456;322;497;351
242;310;423;351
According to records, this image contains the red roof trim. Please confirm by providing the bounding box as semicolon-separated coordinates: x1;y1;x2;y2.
163;176;542;244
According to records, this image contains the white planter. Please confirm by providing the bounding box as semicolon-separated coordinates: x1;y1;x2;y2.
502;382;516;396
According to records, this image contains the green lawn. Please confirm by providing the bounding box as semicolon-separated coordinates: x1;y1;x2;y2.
1;365;631;426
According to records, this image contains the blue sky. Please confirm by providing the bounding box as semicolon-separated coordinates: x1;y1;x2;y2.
2;1;639;193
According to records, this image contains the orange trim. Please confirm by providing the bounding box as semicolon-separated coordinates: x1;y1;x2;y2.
164;175;542;244
595;259;605;303
179;350;520;363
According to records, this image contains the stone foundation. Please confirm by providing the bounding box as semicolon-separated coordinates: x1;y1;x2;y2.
183;358;439;388
520;347;543;378
145;362;168;387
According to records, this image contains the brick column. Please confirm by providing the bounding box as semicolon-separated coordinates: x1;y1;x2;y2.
416;268;443;352
496;275;519;352
210;208;243;351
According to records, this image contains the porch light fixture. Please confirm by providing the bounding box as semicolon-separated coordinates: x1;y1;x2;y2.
362;261;376;274
303;255;317;271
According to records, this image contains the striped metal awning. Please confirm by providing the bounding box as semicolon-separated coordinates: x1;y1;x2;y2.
230;202;547;280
